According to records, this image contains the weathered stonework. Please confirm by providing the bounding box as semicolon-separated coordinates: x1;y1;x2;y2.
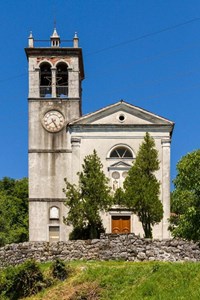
26;31;84;242
1;235;200;268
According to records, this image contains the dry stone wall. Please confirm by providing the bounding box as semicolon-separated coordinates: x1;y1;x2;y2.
1;234;200;267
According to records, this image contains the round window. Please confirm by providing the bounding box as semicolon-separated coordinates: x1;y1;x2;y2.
118;114;125;122
122;171;128;178
112;171;120;179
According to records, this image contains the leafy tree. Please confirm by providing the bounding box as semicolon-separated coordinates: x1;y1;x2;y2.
0;177;28;246
124;132;163;238
0;177;15;194
64;150;112;239
169;149;200;241
113;188;126;206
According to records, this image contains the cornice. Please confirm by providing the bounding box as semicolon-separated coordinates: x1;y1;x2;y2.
29;149;72;153
29;198;66;202
69;124;174;133
28;98;80;102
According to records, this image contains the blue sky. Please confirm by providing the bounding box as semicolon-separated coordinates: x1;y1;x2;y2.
0;0;200;188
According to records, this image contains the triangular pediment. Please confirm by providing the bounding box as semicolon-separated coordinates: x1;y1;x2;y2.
69;100;174;126
108;161;132;170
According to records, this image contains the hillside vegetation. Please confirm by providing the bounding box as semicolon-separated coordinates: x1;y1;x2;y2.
21;260;200;300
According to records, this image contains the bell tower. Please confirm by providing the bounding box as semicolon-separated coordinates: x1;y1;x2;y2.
25;29;84;242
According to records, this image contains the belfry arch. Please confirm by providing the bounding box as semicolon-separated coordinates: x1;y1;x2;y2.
39;62;52;97
56;62;68;97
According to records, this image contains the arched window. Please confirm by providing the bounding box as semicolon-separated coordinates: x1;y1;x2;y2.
40;62;52;97
108;146;134;191
56;63;68;97
49;206;59;220
110;146;133;158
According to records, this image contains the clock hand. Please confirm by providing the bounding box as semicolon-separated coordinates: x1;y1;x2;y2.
51;118;58;128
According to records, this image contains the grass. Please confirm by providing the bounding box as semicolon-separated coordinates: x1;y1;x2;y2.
23;261;200;300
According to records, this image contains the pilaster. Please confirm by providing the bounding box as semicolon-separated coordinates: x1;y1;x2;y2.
68;68;73;98
51;67;56;97
29;66;40;98
71;137;81;184
161;138;171;239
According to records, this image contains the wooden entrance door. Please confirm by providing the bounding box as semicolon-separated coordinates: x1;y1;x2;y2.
112;216;130;234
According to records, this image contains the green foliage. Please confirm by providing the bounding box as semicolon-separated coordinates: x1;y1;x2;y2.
51;259;69;281
69;223;105;240
72;261;200;300
0;259;73;300
124;133;163;238
0;260;46;300
0;177;28;246
64;150;112;239
3;261;200;300
0;177;15;194
170;149;200;241
113;188;126;206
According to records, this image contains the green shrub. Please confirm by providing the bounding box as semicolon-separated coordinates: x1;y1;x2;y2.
0;260;46;300
51;258;69;281
69;223;105;240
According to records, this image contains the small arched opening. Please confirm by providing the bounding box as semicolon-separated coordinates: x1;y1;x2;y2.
49;206;60;220
56;62;68;97
40;62;52;98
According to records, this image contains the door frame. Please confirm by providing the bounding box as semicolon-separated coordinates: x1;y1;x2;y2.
109;211;132;234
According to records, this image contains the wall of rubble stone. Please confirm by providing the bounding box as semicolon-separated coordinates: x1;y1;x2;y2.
1;234;200;267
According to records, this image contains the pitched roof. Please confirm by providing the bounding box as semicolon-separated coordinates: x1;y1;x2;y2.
69;100;174;130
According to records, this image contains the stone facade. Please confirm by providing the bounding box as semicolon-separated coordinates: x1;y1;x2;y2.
0;235;200;268
26;29;174;242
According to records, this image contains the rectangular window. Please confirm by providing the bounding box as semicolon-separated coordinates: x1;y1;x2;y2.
49;226;60;242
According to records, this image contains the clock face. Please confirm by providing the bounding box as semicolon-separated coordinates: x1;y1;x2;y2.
43;110;65;132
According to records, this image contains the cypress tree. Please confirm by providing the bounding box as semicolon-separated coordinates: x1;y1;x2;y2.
64;150;112;239
124;132;163;238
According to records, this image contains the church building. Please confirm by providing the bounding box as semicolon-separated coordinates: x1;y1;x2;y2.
25;29;174;242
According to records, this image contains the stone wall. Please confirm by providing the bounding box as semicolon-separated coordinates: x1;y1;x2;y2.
1;234;200;267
